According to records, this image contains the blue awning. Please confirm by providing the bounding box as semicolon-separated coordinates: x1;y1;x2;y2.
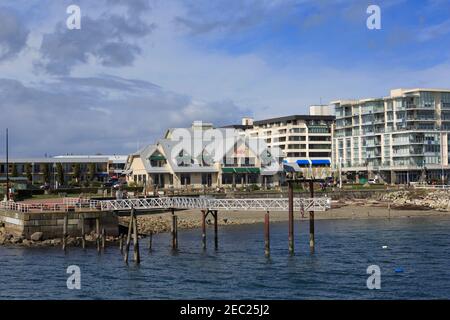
311;159;331;165
283;163;301;172
296;159;310;166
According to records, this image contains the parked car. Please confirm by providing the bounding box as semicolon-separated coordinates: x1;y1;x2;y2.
368;179;378;184
39;183;50;190
113;181;127;189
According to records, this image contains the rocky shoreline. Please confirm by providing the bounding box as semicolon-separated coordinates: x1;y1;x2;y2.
0;228;122;247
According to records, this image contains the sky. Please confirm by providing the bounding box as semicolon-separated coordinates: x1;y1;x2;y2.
1;0;450;157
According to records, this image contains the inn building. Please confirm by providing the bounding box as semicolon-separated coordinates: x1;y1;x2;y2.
125;122;284;190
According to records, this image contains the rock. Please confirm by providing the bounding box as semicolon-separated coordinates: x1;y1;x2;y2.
30;232;44;241
51;239;62;245
11;236;23;244
22;239;32;247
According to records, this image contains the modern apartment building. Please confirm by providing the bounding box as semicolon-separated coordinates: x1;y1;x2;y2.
332;88;450;184
228;107;335;167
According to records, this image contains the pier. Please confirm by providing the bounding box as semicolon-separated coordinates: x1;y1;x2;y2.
1;194;331;260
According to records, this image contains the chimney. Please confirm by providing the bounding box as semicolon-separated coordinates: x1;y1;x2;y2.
242;117;254;126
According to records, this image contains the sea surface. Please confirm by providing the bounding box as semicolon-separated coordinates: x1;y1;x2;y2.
1;217;450;299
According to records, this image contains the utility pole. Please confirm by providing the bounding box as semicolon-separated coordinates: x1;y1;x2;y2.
6;128;9;201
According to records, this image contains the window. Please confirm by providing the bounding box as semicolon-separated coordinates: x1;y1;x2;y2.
180;173;191;185
308;136;330;141
309;152;331;157
202;173;212;186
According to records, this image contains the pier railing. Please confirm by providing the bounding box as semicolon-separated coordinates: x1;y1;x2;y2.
99;197;331;212
1;196;331;213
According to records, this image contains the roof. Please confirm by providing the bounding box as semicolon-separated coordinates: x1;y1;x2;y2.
331;88;450;105
0;157;111;163
252;115;335;126
127;126;283;174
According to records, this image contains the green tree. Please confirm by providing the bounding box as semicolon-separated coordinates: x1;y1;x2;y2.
72;163;81;183
11;164;18;177
42;164;50;183
56;163;64;186
24;163;33;182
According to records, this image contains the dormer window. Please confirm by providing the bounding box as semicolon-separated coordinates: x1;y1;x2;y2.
176;150;193;167
149;152;166;167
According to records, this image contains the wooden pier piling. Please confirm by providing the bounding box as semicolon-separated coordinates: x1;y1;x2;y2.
288;180;294;254
388;202;391;219
81;214;86;249
62;213;68;251
132;212;140;264
202;210;207;250
213;210;218;250
123;209;134;264
119;234;123;254
101;227;106;251
148;231;153;252
171;213;178;250
309;180;315;254
265;211;270;257
95;218;100;253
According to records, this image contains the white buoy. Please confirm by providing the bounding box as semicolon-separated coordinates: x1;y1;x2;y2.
382;245;388;249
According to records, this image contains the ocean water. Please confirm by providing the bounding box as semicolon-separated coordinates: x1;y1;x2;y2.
1;217;450;299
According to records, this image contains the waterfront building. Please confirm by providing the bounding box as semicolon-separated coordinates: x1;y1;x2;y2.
225;108;334;170
125;121;283;190
332;88;450;184
0;155;127;186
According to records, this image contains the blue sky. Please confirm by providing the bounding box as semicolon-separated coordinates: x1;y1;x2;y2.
1;0;450;156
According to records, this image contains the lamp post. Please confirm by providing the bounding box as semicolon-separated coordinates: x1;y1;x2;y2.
5;128;9;201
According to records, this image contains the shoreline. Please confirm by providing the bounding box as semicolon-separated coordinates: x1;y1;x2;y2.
124;204;450;235
2;204;449;247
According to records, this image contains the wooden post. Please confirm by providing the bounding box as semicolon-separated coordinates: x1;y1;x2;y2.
388;202;391;219
81;214;86;249
119;234;124;255
171;209;178;250
202;210;207;250
96;217;100;253
101;227;106;251
213;210;218;250
288;180;294;254
148;231;153;252
123;209;134;264
62;213;68;251
133;214;140;264
309;180;315;254
265;211;270;257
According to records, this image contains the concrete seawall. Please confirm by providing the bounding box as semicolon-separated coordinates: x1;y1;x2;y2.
0;210;119;239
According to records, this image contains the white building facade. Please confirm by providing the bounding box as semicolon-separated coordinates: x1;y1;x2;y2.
332;88;450;184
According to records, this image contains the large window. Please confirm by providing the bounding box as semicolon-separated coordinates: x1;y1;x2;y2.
180;173;191;185
202;173;212;186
